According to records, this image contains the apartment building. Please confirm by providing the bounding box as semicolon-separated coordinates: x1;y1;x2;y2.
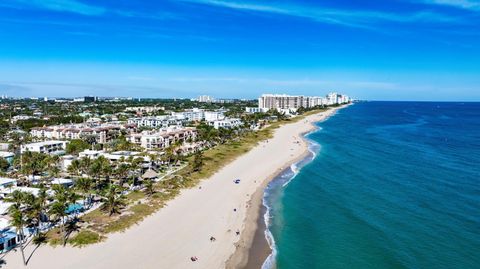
128;116;184;128
21;141;67;155
127;127;197;150
258;93;350;111
30;123;136;143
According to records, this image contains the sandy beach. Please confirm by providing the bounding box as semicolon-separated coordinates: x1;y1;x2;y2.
4;106;345;269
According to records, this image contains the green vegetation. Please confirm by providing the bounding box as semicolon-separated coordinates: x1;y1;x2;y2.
66;139;90;154
0;158;9;172
68;230;104;247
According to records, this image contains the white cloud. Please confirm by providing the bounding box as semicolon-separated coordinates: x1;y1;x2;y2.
1;0;179;20
420;0;480;10
180;0;462;28
8;0;105;15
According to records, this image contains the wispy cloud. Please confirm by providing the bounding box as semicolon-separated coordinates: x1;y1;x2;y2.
3;0;105;15
419;0;480;11
180;0;462;28
1;0;180;20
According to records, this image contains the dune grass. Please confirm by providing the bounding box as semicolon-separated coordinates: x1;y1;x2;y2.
68;230;104;247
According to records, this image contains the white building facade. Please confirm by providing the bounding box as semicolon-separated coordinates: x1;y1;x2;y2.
30;123;136;143
210;118;242;129
21;141;68;155
128;116;184;128
127;127;197;150
258;92;350;111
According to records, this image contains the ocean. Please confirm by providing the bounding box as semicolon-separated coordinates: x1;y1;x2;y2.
262;102;480;269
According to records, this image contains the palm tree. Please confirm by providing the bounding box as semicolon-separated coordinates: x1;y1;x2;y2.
67;159;81;176
164;146;174;167
192;150;204;172
9;207;27;265
128;158;143;178
66;190;81;218
88;159;102;181
48;165;61;182
143;180;155;196
49;201;67;245
5;189;25;210
114;163;129;185
35;186;49;233
101;185;126;216
75;177;93;208
78;157;92;176
24;194;43;235
148;153;159;169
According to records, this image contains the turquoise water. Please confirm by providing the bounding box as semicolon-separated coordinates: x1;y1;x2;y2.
65;203;84;214
264;102;480;269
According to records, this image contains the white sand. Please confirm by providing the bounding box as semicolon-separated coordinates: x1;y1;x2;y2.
5;106;344;269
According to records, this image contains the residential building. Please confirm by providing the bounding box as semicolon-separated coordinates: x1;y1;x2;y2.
73;96;96;102
210;118;242;129
128;116;184;128
308;96;327;107
204;111;225;122
0;143;9;151
51;178;74;187
258;94;307;111
0;178;17;189
125;106;165;114
0;152;14;165
171;108;204;121
61;155;75;171
258;93;350;111
21;141;67;155
197;95;214;103
326;92;350;105
170;108;228;122
102;151;148;162
127;127;197;149
0;226;20;253
79;149;105;159
30;122;136;143
245;107;269;113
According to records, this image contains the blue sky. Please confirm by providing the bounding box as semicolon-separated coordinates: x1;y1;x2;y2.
0;0;479;100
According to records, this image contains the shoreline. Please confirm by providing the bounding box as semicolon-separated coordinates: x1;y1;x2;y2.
226;104;349;269
5;105;349;269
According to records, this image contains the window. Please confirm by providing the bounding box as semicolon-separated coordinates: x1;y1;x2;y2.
7;238;15;248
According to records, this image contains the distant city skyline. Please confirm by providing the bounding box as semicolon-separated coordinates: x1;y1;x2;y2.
0;0;479;101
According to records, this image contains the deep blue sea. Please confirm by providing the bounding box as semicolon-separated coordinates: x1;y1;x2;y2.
263;102;480;269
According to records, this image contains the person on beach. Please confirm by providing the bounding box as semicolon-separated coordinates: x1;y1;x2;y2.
210;236;216;242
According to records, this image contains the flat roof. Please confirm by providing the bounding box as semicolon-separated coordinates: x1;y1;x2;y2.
0;177;17;186
23;140;66;147
0;152;14;157
0;186;40;196
51;178;73;185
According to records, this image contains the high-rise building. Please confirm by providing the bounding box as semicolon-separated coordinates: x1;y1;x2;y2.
258;94;307;110
73;96;96;102
197;95;214;103
258;92;350;111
